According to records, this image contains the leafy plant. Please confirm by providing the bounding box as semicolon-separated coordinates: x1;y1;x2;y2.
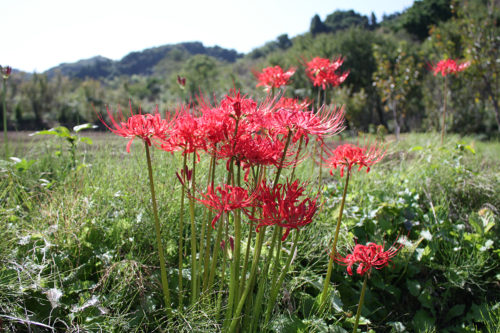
32;123;96;169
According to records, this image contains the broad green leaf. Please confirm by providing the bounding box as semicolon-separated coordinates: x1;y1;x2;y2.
32;129;60;136
74;123;98;132
464;145;476;154
412;309;435;331
444;304;465;322
53;126;72;137
417;289;433;309
269;314;307;333
406;279;421;297
79;137;93;145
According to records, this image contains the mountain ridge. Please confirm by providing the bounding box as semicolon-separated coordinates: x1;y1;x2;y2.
44;41;242;80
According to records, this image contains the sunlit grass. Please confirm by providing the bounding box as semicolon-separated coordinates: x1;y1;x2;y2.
0;131;499;331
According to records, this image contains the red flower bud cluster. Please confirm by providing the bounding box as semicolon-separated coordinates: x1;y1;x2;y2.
1;66;12;80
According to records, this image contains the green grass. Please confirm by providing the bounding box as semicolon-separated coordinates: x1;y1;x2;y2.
1;131;499;332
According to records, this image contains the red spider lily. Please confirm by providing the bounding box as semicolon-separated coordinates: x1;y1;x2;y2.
276;97;312;112
1;66;12;79
162;110;207;155
195;184;256;228
197;107;232;152
221;89;259;119
98;103;174;153
254;65;296;91
216;134;292;180
431;58;470;77
335;240;404;276
321;141;386;177
198;89;274;140
252;180;318;241
305;57;349;90
272;105;345;145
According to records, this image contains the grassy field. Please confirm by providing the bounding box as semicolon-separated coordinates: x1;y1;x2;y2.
1;131;499;332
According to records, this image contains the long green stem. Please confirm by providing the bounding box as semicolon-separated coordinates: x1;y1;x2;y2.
250;226;279;332
178;153;187;308
198;154;215;294
208;208;224;291
228;226;266;332
264;229;300;325
273;130;293;189
320;167;350;308
238;166;262;299
207;170;233;292
352;274;368;333
145;143;172;316
238;209;255;299
223;165;242;328
189;151;198;304
2;78;8;158
215;215;230;322
316;87;321;111
202;154;217;292
289;136;303;181
268;227;283;308
441;75;448;145
318;144;324;193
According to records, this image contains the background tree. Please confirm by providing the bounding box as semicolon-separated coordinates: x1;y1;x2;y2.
401;0;452;40
324;10;369;33
373;40;422;140
183;55;219;97
458;0;500;131
310;14;328;36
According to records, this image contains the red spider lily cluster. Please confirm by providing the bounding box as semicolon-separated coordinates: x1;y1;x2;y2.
96;52;411;329
321;142;386;177
168;90;339;160
100;89;344;228
335;240;404;277
254;65;296;91
431;58;470;77
305;57;349;90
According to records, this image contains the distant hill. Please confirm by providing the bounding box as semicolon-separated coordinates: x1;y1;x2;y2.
45;42;242;80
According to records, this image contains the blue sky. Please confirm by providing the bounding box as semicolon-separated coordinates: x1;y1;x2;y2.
2;0;414;73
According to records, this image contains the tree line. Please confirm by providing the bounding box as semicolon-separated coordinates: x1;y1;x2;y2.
1;0;498;136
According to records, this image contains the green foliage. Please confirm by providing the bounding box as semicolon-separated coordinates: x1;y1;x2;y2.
32;123;96;169
324;10;370;33
401;0;452;40
1;133;499;331
5;1;498;136
373;37;423;138
309;14;328;36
